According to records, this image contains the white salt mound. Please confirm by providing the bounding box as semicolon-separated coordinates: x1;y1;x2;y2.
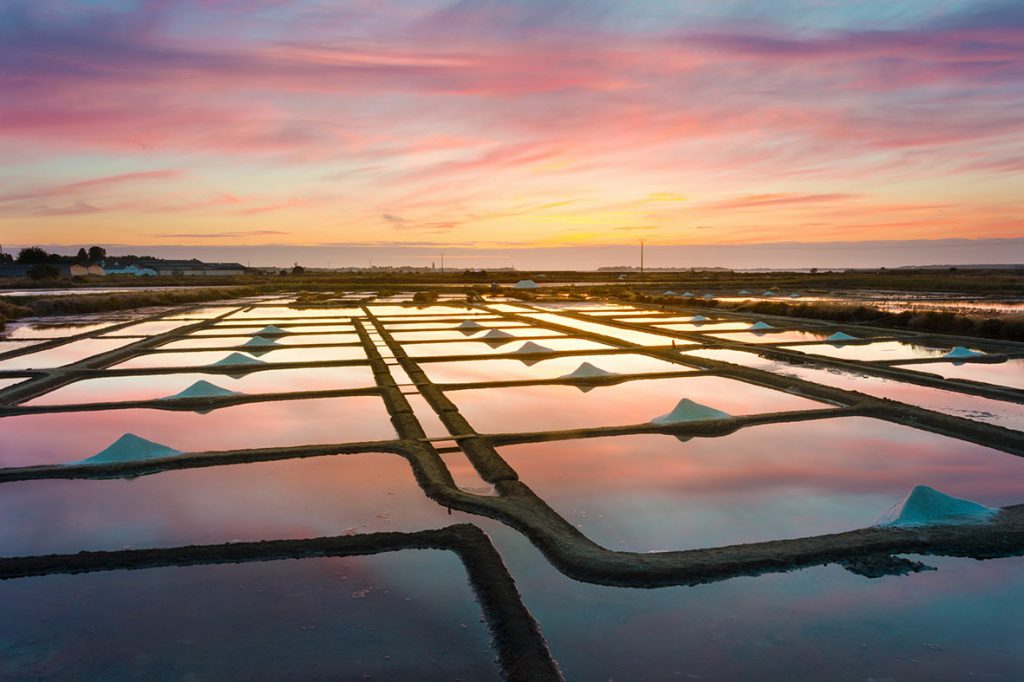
210;352;265;367
691;314;709;323
650;398;731;425
560;362;618;381
243;336;279;348
257;325;288;336
663;290;678;296
738;289;752;295
749;321;773;331
789;293;801;299
826;331;856;342
762;290;775;296
164;380;239;401
482;329;514;340
514;279;539;289
76;433;181;465
513;341;553;354
944;346;984;359
458;320;485;330
682;292;695;297
703;293;714;299
875;485;998;528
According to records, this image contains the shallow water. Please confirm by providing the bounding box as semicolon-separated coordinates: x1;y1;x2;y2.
895;358;1024;391
0;553;498;681
780;340;959;362
390;327;563;343
706;330;834;344
0;454;454;554
760;362;1024;431
158;333;361;350
403;338;612;358
98;320;192;337
451;514;1024;682
0;396;395;467
497;418;1024;552
113;345;367;369
25;365;377;405
521;312;688;346
653;321;752;332
422;353;692;384
225;306;360;319
446;375;827;433
0;338;137;370
0;320;124;340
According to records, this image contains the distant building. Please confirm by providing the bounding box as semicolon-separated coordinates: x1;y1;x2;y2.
105;259;246;276
104;263;158;276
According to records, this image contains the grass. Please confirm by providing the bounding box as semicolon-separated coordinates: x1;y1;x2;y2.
718;299;1024;342
0;287;254;323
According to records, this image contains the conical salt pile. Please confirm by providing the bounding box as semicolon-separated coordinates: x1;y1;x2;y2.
749;321;773;331
513;341;553;354
738;289;752;295
514;279;539;289
702;293;714;299
691;314;709;323
663;290;678;296
762;290;775;296
651;399;731;425
682;292;695;298
826;331;856;342
163;380;239;401
75;433;181;465
944;346;984;360
458;320;485;330
257;325;288;337
789;293;801;299
211;352;265;367
482;329;514;340
243;336;279;348
875;485;997;528
560;362;618;381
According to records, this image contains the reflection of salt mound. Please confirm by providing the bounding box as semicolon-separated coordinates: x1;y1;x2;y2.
482;329;514;340
163;380;239;401
257;325;288;337
875;485;998;528
944;346;984;360
651;399;731;425
560;362;618;381
691;314;709;323
514;279;539;289
826;331;856;342
76;433;181;465
749;321;773;331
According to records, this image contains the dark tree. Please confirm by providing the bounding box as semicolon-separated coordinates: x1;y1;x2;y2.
291;264;305;275
17;246;49;263
88;246;107;261
76;247;89;262
27;263;60;279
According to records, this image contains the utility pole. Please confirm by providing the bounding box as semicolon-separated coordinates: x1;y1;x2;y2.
639;239;645;274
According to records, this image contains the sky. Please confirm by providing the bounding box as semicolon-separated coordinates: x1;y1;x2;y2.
1;0;1023;268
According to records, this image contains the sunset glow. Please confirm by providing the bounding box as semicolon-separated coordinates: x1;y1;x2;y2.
2;1;1023;265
